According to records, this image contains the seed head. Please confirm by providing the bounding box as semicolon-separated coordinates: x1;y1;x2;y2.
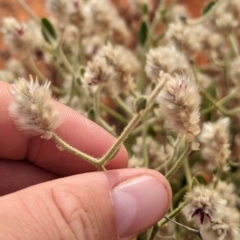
157;73;201;141
199;118;230;170
145;45;189;80
182;185;227;226
9;76;60;139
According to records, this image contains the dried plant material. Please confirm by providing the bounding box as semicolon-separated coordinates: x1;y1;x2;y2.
145;46;189;80
158;73;201;141
201;207;240;240
199;118;230;171
165;21;204;58
183;185;227;225
9;76;60;139
85;43;140;95
210;0;240;33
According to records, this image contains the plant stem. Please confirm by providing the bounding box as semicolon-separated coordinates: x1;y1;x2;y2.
131;117;158;135
113;96;134;117
201;86;240;115
187;0;224;25
17;0;39;23
155;135;182;172
147;223;159;240
52;133;99;168
98;118;116;137
213;165;223;188
229;34;239;57
165;141;191;179
26;56;45;83
164;217;203;240
192;64;230;115
66;76;76;106
159;201;187;226
94;85;103;124
58;47;75;76
100;104;128;124
183;157;192;189
148;201;188;240
99;113;142;165
142;115;149;167
99;76;168;165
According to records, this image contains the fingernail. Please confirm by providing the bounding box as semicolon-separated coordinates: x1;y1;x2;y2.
111;175;169;238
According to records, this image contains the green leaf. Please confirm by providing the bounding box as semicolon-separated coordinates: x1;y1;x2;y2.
41;18;57;42
202;1;216;15
139;21;148;46
142;4;148;15
80;68;85;77
135;97;147;112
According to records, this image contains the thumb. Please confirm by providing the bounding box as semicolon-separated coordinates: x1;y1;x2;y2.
0;168;172;240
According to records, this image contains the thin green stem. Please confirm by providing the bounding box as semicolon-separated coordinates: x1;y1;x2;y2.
183;158;192;189
66;76;76;106
98;118;116;137
164;217;203;240
52;133;100;168
187;0;224;25
99;113;142;165
148;201;188;240
94;85;103;124
142;115;149;167
100;104;128;124
229;34;239;57
159;201;188;226
155;135;182;172
201;86;240;115
25;55;65;95
17;0;39;23
213;165;223;188
26;56;46;84
165;141;191;179
58;47;75;76
192;64;230;115
113;96;134;117
99;76;168;165
131;117;158;135
147;223;159;240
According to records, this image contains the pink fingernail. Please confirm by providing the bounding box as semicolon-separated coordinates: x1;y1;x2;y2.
111;175;169;238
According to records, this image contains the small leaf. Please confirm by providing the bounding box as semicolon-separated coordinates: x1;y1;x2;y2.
139;21;148;46
41;18;56;42
202;1;216;15
88;108;95;121
151;81;156;91
80;68;85;77
142;4;148;15
135;97;147;112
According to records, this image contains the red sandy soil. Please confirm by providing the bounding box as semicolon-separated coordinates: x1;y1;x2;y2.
0;0;209;68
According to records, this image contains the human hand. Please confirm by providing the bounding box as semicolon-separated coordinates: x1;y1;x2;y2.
0;81;172;240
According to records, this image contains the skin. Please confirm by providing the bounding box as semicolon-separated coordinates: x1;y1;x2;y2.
0;81;172;240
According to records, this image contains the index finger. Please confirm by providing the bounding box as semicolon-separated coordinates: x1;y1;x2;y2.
0;81;128;176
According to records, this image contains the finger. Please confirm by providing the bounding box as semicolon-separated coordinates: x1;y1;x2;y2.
0;169;172;240
0;158;59;195
0;81;128;175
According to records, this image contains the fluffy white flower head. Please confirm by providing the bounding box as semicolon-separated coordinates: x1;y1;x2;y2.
158;73;201;141
9;76;60;139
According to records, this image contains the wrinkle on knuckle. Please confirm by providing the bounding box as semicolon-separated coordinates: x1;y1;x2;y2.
51;182;101;240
